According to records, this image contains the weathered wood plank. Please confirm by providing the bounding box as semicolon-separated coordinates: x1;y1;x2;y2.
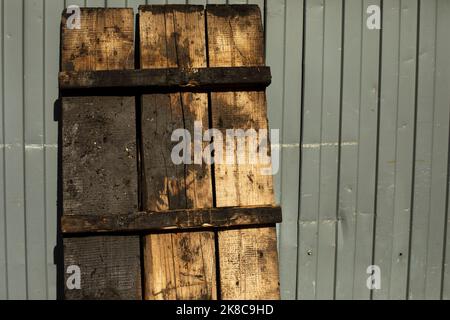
61;8;141;300
207;4;280;300
62;96;138;216
59;67;272;91
139;5;217;300
62;206;282;233
61;8;134;72
64;236;141;300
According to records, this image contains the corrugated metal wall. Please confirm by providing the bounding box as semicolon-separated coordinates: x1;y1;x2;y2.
1;0;450;300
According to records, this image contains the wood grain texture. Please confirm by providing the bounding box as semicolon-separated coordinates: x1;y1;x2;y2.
64;236;141;300
61;8;134;71
139;5;216;300
61;205;282;234
59;67;272;91
61;8;141;300
62;96;137;216
207;4;280;300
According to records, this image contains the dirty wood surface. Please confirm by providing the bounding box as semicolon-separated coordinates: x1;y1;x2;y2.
59;67;272;91
207;4;280;300
139;5;216;300
62;96;137;217
64;236;141;300
61;8;141;300
61;205;282;234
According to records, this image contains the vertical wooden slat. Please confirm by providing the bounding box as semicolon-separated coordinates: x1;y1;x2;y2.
207;4;280;300
247;1;265;28
24;0;47;300
45;0;65;300
374;0;418;300
0;0;7;300
61;8;141;300
4;0;26;299
61;11;137;213
139;5;216;300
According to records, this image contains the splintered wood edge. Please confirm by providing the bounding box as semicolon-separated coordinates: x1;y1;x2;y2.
61;206;282;234
58;67;271;92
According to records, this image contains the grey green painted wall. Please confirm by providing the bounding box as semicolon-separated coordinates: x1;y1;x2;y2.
1;0;450;300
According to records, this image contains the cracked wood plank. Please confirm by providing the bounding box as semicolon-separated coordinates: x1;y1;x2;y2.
61;8;141;300
139;5;216;300
207;4;280;300
61;205;282;233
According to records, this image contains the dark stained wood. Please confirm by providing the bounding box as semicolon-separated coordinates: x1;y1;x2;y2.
61;8;141;300
64;236;142;300
60;5;282;301
139;5;217;300
207;4;281;300
59;67;272;92
62;96;138;217
62;206;282;234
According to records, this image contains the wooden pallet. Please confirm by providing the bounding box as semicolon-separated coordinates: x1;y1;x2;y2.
60;5;280;300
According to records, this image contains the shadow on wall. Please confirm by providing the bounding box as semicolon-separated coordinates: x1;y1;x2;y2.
53;97;64;300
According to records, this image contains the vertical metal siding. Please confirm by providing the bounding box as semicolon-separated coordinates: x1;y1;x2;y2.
0;0;6;300
4;0;26;299
373;0;418;300
424;0;450;299
1;0;450;300
25;0;47;299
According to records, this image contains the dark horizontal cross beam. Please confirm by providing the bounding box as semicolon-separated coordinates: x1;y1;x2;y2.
61;205;282;234
59;67;271;93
